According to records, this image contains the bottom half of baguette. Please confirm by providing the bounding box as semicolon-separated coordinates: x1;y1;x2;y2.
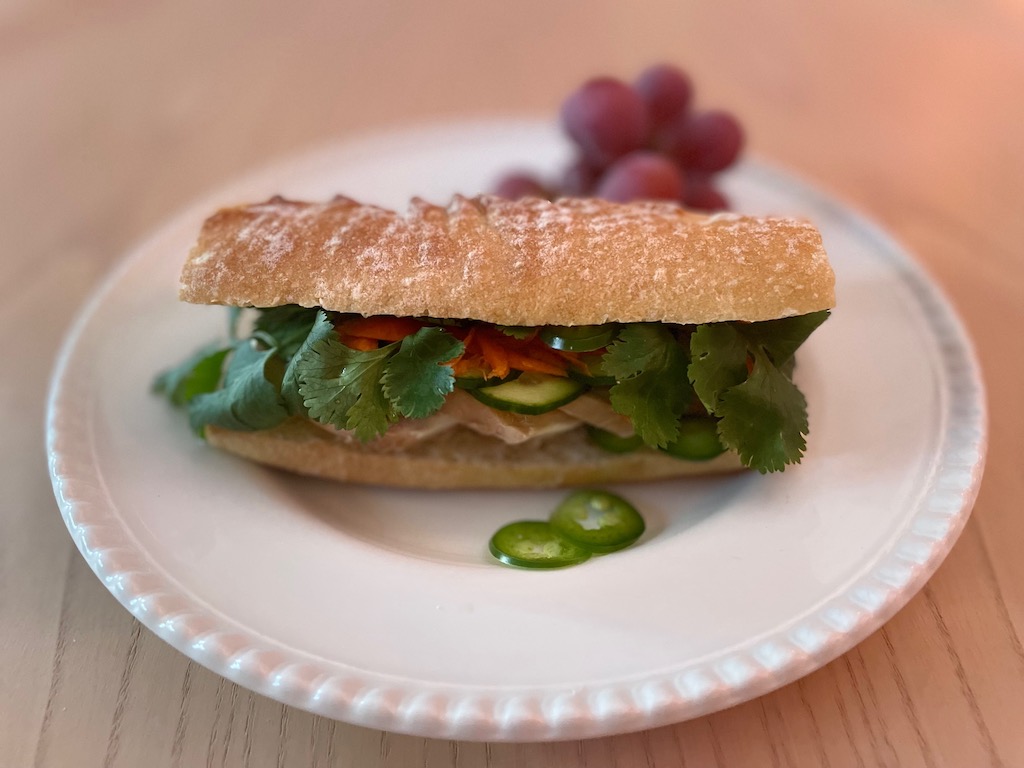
205;418;745;489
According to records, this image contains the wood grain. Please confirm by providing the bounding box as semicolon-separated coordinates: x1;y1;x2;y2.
3;1;1023;766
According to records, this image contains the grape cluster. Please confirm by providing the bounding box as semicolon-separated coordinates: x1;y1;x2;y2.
493;64;743;211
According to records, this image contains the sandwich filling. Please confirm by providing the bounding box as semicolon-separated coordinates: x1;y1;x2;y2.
156;304;830;473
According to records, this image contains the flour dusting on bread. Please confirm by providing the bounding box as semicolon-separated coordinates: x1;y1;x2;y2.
180;195;835;325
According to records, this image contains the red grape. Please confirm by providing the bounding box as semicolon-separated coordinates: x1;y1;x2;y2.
560;77;650;166
683;174;729;211
493;64;743;213
561;156;603;196
492;172;549;199
595;151;685;202
634;64;693;128
664;110;744;172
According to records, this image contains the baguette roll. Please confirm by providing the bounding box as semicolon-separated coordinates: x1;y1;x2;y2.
181;195;835;325
173;195;835;488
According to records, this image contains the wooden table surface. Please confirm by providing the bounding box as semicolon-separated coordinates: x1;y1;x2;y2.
3;1;1023;766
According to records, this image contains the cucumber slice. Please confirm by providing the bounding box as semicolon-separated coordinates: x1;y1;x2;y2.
489;521;592;568
661;417;726;461
470;373;587;414
540;324;619;352
549;490;645;553
586;425;644;453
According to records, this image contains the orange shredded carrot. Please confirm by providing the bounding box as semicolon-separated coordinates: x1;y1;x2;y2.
449;328;479;375
450;326;588;378
339;335;379;351
503;349;566;376
523;339;576;372
453;356;485;376
336;319;587;379
475;330;511;379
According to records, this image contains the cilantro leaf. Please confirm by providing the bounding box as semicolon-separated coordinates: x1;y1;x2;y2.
685;312;829;472
280;310;336;415
341;352;395;440
382;327;464;419
604;324;692;448
254;305;321;358
737;310;830;367
293;321;396;441
688;324;748;414
715;350;809;473
609;374;687;448
153;344;231;406
187;341;289;434
602;324;679;379
779;354;797;379
286;313;463;440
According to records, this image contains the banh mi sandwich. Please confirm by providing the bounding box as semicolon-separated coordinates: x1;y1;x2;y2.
155;194;835;489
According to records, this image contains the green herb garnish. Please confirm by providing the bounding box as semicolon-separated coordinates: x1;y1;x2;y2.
688;310;830;472
156;305;830;474
290;311;463;440
602;324;693;449
187;340;289;434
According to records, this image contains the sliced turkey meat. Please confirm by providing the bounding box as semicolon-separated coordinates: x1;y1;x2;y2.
438;389;579;444
555;392;636;438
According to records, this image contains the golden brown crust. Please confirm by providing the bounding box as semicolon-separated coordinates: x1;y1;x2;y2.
181;195;835;325
206;420;745;489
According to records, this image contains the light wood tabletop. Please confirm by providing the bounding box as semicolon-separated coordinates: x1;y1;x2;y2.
3;1;1023;766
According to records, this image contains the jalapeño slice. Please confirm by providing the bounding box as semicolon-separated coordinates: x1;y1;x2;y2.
549;490;646;553
539;324;620;352
585;425;644;453
661;417;727;461
488;521;592;569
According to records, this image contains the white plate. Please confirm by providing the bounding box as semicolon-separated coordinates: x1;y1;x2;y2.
47;120;987;741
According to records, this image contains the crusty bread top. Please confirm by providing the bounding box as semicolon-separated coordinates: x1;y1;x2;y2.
180;195;835;325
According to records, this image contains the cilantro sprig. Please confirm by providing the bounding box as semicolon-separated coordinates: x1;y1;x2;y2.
154;305;322;437
384;328;468;419
595;311;828;472
252;304;320;357
186;340;289;434
291;319;395;440
688;311;829;473
602;324;693;448
155;306;463;441
155;304;828;474
153;343;231;407
289;311;464;440
715;351;808;472
286;311;462;438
